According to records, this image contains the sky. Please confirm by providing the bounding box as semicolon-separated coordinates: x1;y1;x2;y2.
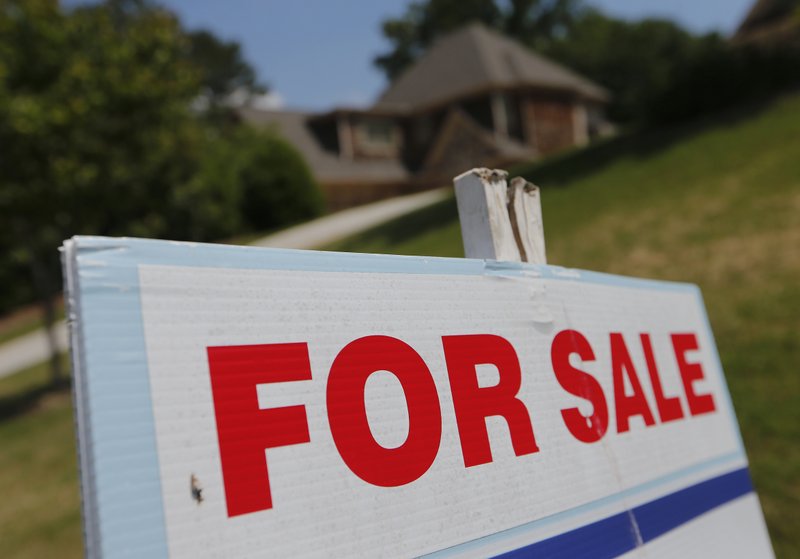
122;0;756;111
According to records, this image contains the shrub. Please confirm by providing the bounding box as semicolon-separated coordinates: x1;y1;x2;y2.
235;127;324;232
645;37;800;124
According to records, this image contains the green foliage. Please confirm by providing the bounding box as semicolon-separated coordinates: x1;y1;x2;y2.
543;10;699;123
0;0;201;261
645;38;800;124
0;238;35;316
0;0;323;319
186;28;267;128
546;9;800;124
375;0;577;79
375;0;500;80
171;126;323;241
0;0;206;370
236;127;323;231
169;127;245;242
503;0;582;50
187;29;265;103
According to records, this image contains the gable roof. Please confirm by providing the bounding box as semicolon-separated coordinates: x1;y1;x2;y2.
734;0;800;43
375;23;609;111
420;108;535;179
736;0;798;33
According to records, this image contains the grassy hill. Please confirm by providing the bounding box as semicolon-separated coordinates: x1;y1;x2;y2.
330;94;800;557
1;94;798;558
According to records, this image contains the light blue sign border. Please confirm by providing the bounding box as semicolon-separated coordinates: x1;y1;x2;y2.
65;236;747;558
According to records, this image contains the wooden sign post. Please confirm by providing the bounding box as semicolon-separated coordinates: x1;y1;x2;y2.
454;168;546;264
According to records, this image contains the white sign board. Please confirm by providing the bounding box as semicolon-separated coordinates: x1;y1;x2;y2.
62;236;773;558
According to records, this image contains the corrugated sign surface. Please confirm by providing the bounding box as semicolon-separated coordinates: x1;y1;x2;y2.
62;236;773;558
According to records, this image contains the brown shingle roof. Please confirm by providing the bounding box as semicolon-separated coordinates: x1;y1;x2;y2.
733;0;800;44
736;0;798;34
239;107;410;184
375;23;609;111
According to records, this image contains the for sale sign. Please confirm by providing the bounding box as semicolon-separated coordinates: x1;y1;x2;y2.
62;236;773;558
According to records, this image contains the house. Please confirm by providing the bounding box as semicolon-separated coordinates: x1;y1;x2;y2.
733;0;800;47
241;23;610;210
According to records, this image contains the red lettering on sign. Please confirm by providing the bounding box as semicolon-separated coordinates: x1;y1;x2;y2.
551;330;608;443
207;343;312;517
671;333;716;416
640;333;684;423
611;333;656;433
443;334;539;467
327;335;442;487
205;329;720;512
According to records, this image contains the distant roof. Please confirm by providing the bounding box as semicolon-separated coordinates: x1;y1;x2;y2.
375;23;609;111
736;0;798;34
239;107;410;184
734;0;800;43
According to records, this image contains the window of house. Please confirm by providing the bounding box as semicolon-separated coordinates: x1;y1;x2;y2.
502;94;523;141
414;115;434;146
363;119;394;145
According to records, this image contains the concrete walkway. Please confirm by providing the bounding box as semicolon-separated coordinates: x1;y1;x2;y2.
0;187;451;379
0;321;68;379
251;187;450;249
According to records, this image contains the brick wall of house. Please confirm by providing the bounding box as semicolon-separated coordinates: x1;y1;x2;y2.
523;97;576;156
421;110;505;181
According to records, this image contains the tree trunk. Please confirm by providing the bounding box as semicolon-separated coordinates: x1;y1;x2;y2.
29;256;64;387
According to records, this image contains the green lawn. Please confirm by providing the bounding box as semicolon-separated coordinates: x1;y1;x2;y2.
330;95;800;557
0;357;82;559
1;95;798;558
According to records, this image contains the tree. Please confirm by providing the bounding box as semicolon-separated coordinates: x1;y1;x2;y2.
187;30;264;101
168;125;323;242
374;0;579;80
234;128;323;232
0;1;326;389
543;10;700;123
375;0;501;80
504;0;582;50
0;0;203;385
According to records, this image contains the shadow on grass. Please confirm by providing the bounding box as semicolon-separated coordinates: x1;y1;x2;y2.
331;196;459;251
512;96;778;188
0;381;70;422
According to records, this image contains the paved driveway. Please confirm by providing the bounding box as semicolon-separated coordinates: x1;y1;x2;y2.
251;187;450;249
0;322;68;379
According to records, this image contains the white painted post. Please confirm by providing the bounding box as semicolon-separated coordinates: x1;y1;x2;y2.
454;168;547;264
453;169;521;261
508;176;547;264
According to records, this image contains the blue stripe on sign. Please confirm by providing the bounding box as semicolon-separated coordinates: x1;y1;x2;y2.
495;468;753;559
